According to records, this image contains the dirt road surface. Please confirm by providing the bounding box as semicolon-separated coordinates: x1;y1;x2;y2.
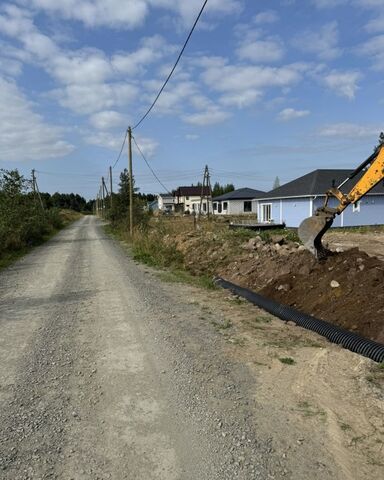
0;217;382;479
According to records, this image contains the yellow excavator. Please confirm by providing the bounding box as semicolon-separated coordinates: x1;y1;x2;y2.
298;133;384;258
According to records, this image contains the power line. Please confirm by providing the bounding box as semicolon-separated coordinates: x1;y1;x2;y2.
132;0;209;130
112;130;128;169
132;135;172;194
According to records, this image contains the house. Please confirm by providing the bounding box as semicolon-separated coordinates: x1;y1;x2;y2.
174;186;212;214
148;199;159;212
256;169;384;228
157;193;175;213
213;188;266;215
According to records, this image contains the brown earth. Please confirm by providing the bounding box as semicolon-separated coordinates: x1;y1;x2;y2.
158;222;384;343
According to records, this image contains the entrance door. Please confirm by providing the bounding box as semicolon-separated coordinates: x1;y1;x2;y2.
260;203;272;223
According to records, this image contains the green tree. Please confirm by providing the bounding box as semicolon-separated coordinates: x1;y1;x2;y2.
273;176;280;189
212;182;235;197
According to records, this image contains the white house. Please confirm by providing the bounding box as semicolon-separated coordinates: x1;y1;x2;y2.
157;193;175;213
213;188;265;216
174;186;213;214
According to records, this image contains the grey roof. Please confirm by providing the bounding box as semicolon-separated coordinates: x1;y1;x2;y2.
213;187;266;201
260;169;384;199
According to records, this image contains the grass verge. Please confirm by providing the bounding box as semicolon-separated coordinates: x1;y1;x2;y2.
104;222;217;290
0;210;82;271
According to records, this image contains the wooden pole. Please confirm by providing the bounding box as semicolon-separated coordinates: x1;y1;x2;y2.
109;166;113;210
101;181;105;218
128;127;133;235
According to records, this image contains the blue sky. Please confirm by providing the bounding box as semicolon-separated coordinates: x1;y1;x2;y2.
0;0;383;198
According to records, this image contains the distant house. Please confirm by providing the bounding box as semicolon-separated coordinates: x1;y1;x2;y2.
256;169;384;227
157;193;175;213
174;186;212;214
213;188;266;215
148;199;159;212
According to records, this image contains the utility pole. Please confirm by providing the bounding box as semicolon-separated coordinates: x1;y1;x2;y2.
101;183;105;218
109;166;113;210
31;169;44;210
199;165;212;219
128;127;133;235
31;169;36;195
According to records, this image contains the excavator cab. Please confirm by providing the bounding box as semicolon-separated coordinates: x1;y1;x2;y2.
298;134;384;259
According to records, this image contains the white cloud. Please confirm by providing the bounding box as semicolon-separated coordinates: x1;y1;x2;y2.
365;16;384;32
132;135;159;158
236;39;284;63
0;56;22;76
323;70;361;99
89;111;127;130
52;50;112;85
202;63;302;95
185;134;199;140
292;22;342;60
183;108;230;126
312;0;348;7
317;123;380;138
219;89;262;108
278;108;310;121
253;10;279;25
0;76;74;161
112;35;171;76
16;0;242;29
54;83;138;115
358;35;384;70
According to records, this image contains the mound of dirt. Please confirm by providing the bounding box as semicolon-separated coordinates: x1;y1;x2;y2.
260;248;384;343
161;228;384;343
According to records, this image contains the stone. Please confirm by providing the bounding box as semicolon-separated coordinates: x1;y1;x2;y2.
330;280;340;288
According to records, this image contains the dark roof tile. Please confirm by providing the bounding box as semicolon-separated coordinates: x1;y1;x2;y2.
213;187;265;201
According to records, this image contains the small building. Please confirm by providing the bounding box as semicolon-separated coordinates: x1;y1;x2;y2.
157;193;175;213
256;169;384;227
174;186;212;214
213;188;266;216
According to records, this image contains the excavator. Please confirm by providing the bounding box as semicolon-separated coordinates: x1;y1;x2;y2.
298;133;384;259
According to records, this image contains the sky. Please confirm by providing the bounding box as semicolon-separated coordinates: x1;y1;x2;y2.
0;0;383;199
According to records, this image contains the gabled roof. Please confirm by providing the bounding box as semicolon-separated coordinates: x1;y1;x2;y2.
213;187;266;201
175;186;211;197
260;169;384;199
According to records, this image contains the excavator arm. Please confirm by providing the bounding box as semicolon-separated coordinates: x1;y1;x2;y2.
298;134;384;258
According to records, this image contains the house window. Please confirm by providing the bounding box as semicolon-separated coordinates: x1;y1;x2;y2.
218;203;222;213
223;202;228;211
186;196;189;200
352;201;361;213
244;201;252;212
213;202;217;211
203;203;207;212
260;203;272;222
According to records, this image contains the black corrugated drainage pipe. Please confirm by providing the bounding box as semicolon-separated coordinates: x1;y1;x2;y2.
215;277;384;363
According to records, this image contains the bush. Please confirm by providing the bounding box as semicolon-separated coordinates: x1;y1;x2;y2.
0;170;67;259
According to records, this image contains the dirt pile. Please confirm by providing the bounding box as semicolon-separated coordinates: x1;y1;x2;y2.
157;226;384;343
218;236;384;343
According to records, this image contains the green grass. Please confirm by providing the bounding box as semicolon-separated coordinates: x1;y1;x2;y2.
0;211;81;272
279;357;296;365
297;401;327;420
156;270;217;290
211;318;232;330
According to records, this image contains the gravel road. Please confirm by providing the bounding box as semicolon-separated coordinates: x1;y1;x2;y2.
0;216;289;480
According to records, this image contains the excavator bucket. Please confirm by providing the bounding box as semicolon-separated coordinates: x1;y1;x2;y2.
298;212;334;259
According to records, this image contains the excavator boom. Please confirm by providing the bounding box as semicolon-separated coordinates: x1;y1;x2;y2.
298;136;384;259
